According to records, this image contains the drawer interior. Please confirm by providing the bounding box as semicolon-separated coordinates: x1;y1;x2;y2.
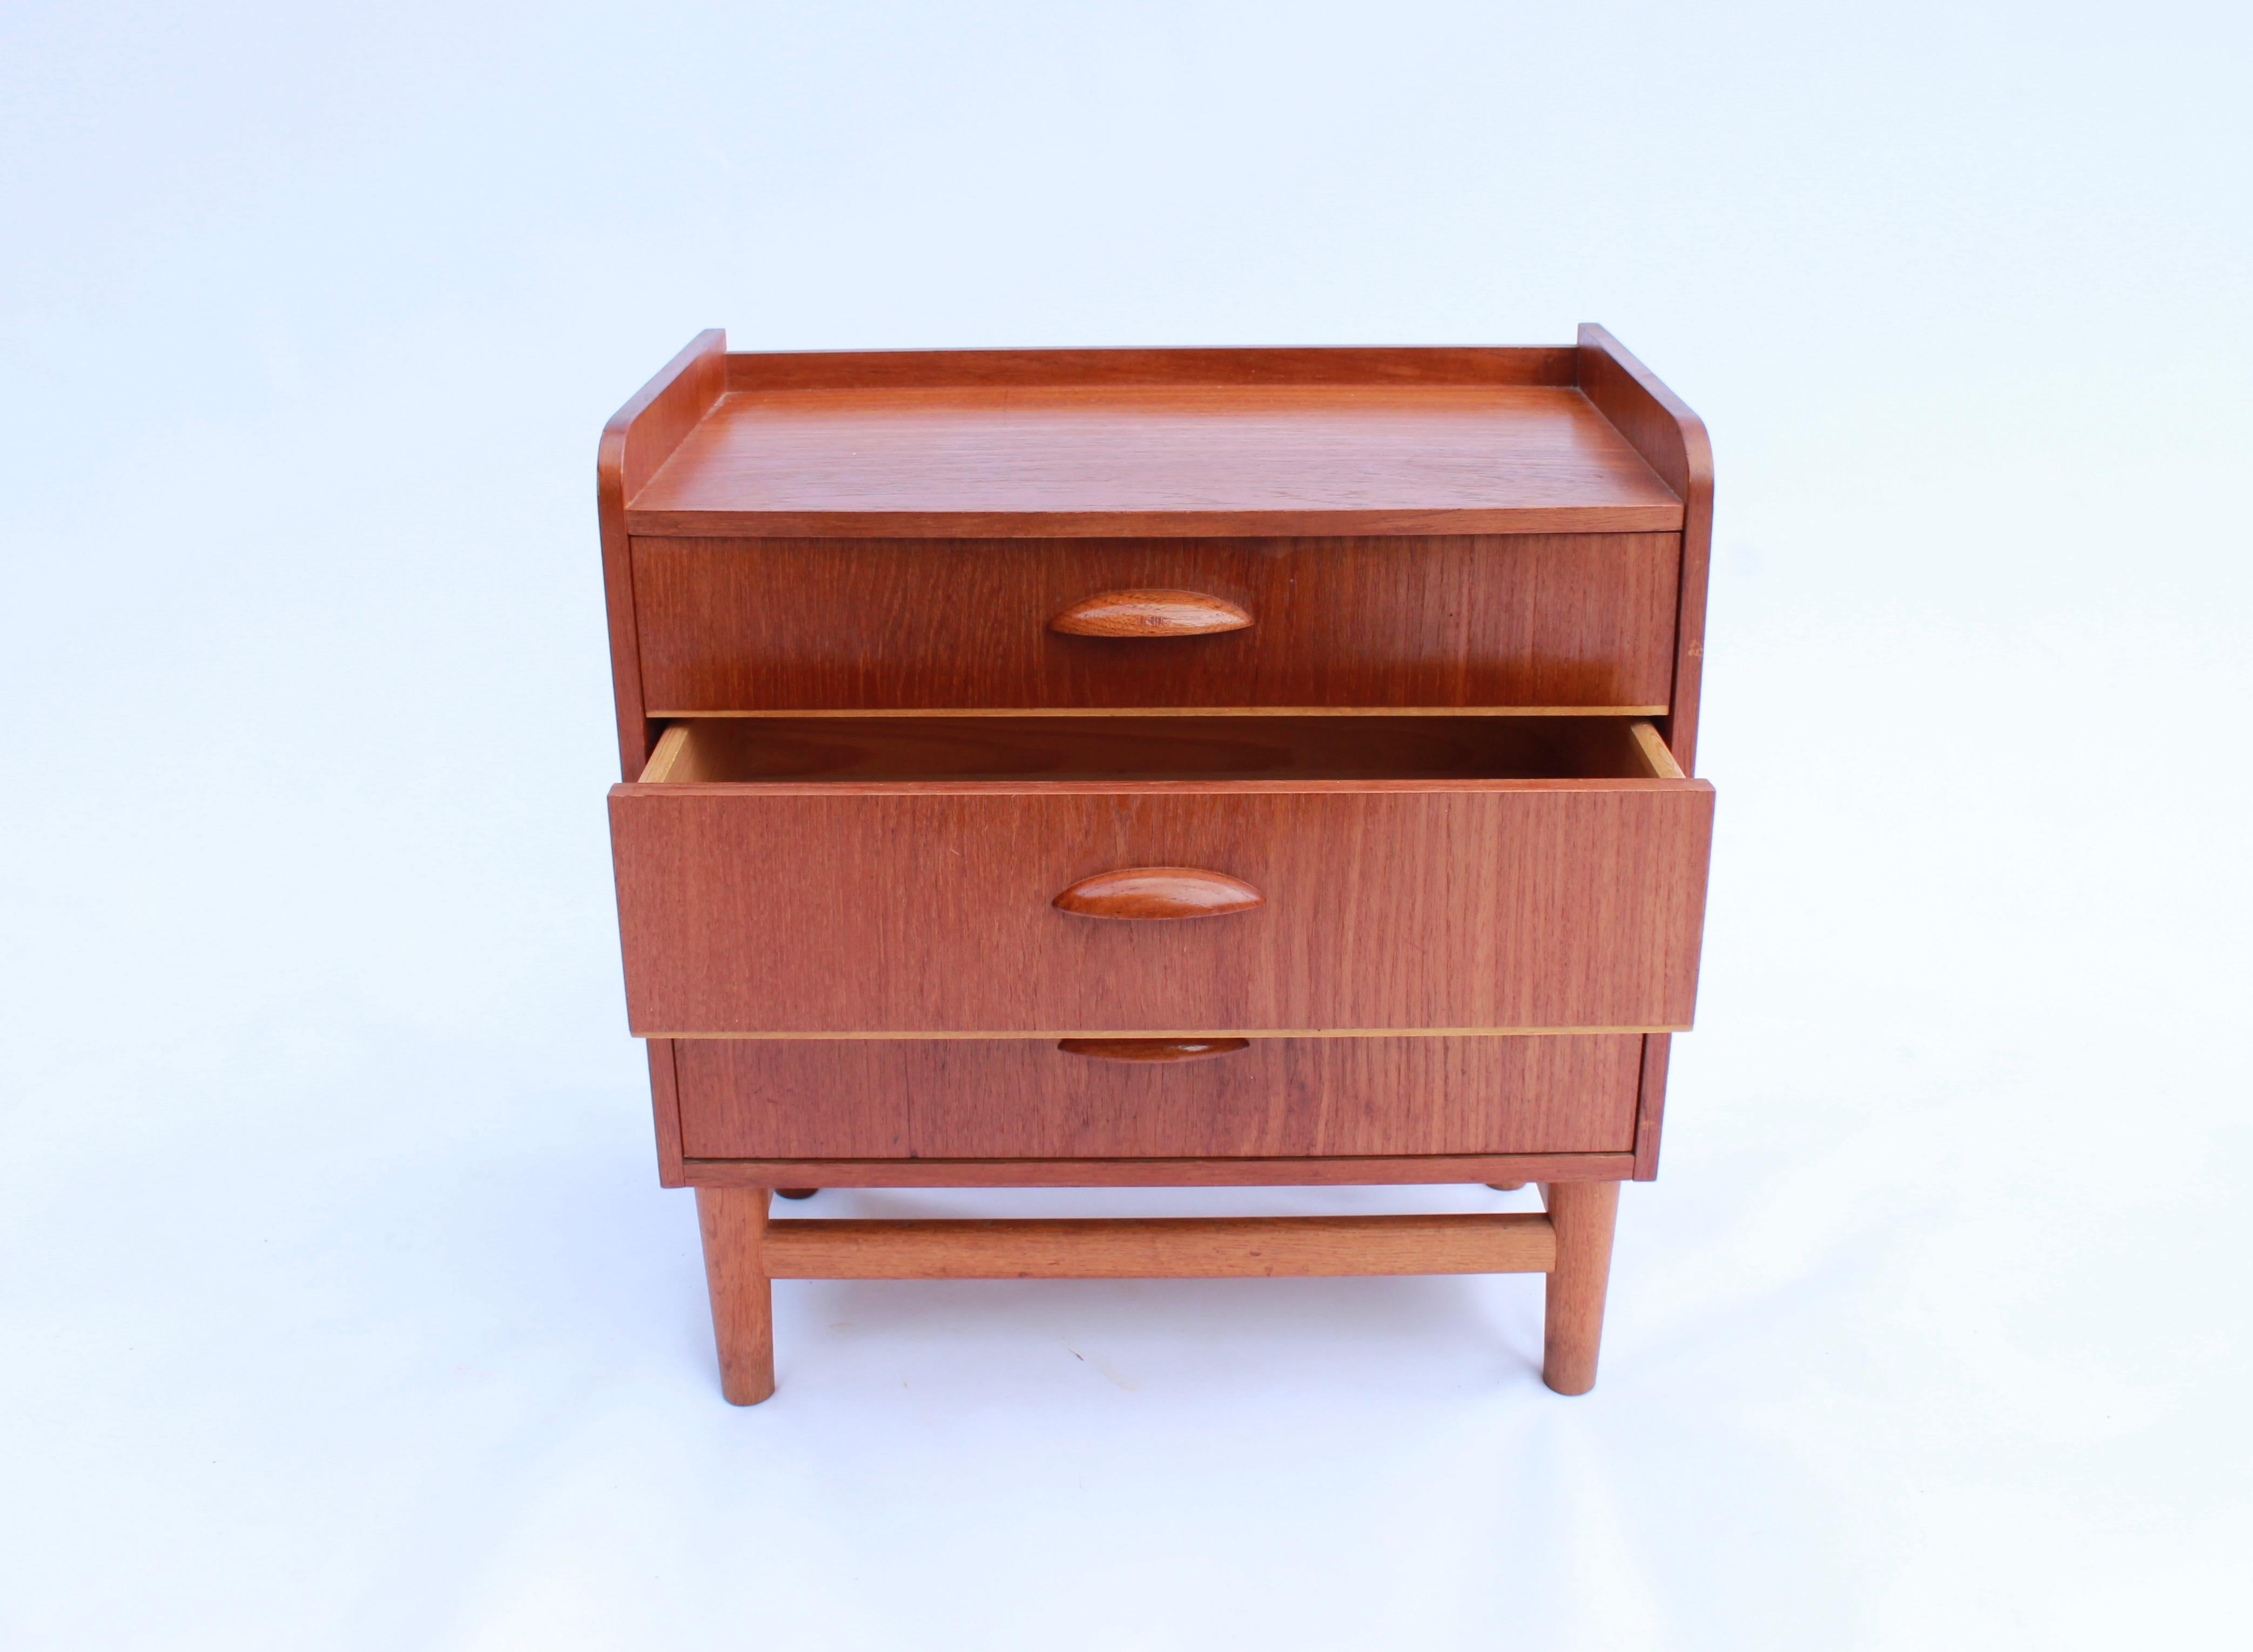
640;715;1685;784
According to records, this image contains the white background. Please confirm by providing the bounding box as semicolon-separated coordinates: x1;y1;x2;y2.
4;3;2248;1647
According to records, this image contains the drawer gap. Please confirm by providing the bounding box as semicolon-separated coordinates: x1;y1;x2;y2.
641;714;1678;784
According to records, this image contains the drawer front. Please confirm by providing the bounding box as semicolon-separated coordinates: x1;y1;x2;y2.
674;1035;1643;1159
631;533;1679;713
610;783;1712;1036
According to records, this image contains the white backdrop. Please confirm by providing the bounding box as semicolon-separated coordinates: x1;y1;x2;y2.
4;4;2248;1647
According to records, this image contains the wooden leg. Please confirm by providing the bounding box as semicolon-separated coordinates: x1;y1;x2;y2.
1487;1181;1526;1191
1539;1180;1620;1396
695;1186;775;1405
775;1187;819;1199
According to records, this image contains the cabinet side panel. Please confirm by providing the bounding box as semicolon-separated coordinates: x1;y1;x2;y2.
1631;1032;1671;1180
598;330;726;778
1575;326;1713;773
647;1038;687;1187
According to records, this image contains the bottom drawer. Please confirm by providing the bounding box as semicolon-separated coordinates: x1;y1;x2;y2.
673;1035;1643;1160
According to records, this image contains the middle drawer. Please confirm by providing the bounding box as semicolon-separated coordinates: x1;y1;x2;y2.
608;715;1712;1037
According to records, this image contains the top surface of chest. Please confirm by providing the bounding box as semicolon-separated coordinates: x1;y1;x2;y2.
620;348;1685;539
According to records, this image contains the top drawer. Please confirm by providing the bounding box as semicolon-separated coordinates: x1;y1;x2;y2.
630;534;1680;714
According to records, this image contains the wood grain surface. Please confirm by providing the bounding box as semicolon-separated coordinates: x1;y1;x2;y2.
760;1213;1556;1279
695;1186;774;1405
1631;1032;1672;1181
1627;720;1685;779
681;1152;1637;1188
1048;588;1253;637
1052;866;1266;919
597;330;726;778
721;344;1582;393
623;384;1683;538
1578;325;1712;772
632;533;1679;713
1540;1179;1620;1394
647;1039;685;1187
671;1035;1643;1159
611;776;1712;1036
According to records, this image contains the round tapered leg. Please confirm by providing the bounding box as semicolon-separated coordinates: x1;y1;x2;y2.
1540;1181;1620;1396
696;1186;775;1405
776;1187;819;1200
1487;1181;1526;1192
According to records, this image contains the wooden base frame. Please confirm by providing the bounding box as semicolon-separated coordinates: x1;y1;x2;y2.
691;1181;1622;1404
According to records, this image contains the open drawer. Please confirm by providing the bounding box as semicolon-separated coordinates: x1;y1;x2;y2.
608;716;1712;1036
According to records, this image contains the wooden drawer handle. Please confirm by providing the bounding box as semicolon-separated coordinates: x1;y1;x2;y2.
1057;1038;1250;1063
1052;866;1265;919
1050;589;1252;637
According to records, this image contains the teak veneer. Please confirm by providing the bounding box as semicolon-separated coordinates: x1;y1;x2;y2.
602;330;1715;1403
632;531;1682;714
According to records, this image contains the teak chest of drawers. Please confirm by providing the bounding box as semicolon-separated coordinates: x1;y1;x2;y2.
598;328;1714;1402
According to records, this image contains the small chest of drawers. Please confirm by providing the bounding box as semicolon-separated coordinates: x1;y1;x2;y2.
598;329;1714;1402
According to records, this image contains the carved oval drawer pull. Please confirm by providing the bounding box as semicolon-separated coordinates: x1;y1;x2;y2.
1057;1038;1251;1063
1049;589;1252;637
1052;866;1265;920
